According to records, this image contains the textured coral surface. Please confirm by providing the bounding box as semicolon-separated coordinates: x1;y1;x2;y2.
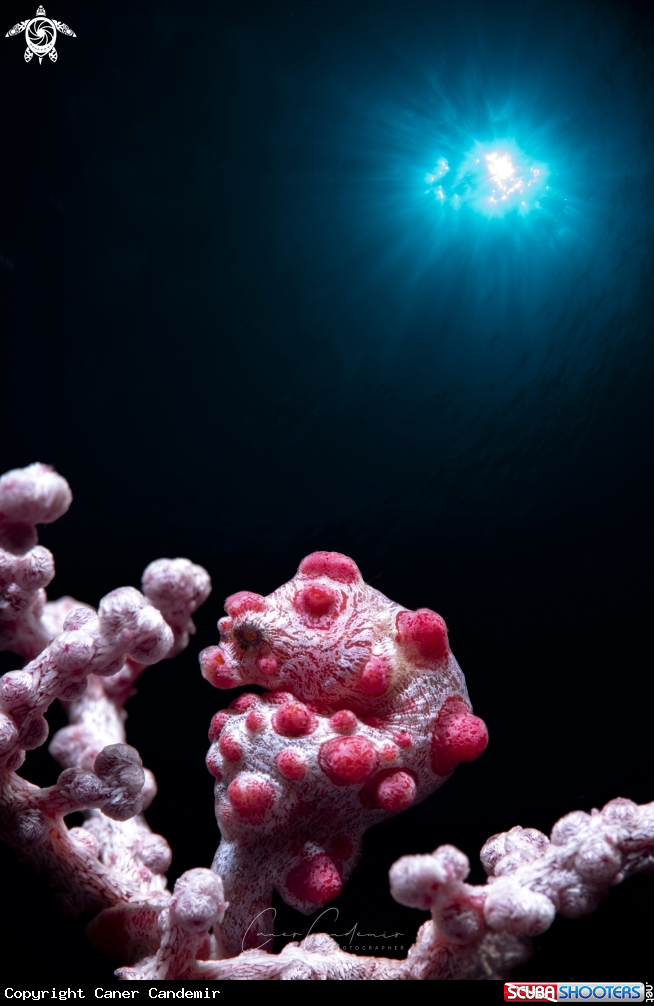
0;463;210;934
0;463;75;661
2;462;652;982
121;796;654;980
200;550;488;953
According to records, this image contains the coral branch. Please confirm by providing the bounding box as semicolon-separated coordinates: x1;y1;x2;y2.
387;797;654;977
0;463;78;660
117;870;229;979
0;462;211;951
46;557;210;935
0;592;173;767
0;588;174;913
38;743;146;821
117;796;654;980
142;558;211;659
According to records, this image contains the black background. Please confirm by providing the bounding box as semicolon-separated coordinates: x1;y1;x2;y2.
1;0;652;984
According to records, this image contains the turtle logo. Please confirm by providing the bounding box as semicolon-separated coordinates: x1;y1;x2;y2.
5;5;76;64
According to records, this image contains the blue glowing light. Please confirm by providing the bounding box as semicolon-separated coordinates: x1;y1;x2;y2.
425;140;550;217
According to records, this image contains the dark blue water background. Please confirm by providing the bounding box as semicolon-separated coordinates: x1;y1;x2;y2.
1;0;653;982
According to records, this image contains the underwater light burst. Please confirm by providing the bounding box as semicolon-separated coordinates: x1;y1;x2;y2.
426;140;550;218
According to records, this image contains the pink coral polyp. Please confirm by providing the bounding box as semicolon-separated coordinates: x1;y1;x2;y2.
272;701;317;737
431;697;489;776
227;775;276;825
286;853;343;905
319;735;379;785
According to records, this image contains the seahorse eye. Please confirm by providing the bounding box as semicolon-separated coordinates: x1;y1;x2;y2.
233;623;265;651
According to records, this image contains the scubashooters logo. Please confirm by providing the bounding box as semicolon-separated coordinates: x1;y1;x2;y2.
504;985;646;1002
5;6;76;64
